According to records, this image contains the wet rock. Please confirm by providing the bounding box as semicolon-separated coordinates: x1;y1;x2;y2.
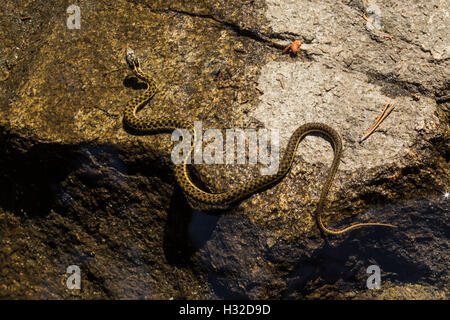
0;0;448;299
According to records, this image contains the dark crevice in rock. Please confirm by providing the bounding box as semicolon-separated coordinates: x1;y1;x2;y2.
436;95;450;104
165;8;292;49
435;81;450;102
136;0;297;47
365;71;431;97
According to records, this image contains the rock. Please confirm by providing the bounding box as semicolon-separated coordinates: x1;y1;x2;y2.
0;0;448;299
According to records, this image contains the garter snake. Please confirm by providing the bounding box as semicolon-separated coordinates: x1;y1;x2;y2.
123;48;396;235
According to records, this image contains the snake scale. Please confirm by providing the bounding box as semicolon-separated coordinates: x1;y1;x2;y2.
123;48;396;235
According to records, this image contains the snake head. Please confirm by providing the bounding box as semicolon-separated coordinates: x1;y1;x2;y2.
125;47;140;70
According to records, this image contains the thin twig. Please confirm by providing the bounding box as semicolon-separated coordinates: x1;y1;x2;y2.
368;100;391;132
360;99;396;143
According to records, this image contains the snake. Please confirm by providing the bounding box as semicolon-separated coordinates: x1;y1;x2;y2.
122;48;396;235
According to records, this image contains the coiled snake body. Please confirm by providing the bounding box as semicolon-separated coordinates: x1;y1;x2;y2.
123;49;395;235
